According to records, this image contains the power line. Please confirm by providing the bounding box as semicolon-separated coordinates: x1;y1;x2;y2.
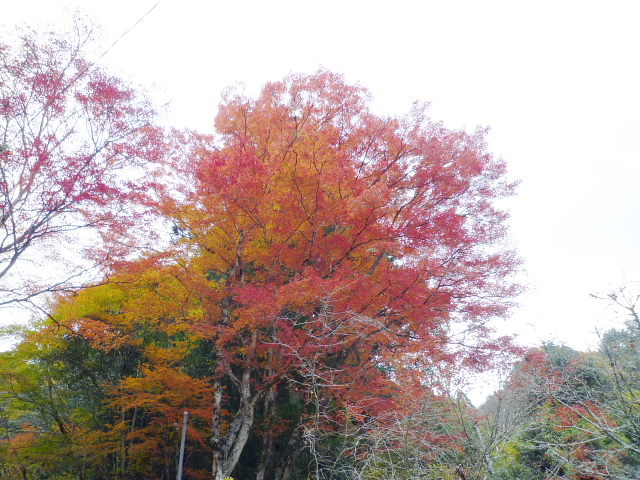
37;1;163;117
91;0;162;67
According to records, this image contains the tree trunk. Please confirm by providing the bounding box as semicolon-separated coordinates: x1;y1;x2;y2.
273;427;304;480
211;377;224;480
255;388;276;480
212;361;263;480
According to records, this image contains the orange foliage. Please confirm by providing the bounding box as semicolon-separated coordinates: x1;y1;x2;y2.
156;69;520;389
27;69;521;478
148;70;520;475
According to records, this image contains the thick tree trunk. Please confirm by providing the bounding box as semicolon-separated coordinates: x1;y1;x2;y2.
212;354;264;479
211;377;224;480
255;388;276;480
211;380;259;479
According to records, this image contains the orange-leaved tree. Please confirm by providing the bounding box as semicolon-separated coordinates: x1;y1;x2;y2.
18;69;521;480
140;69;522;479
1;271;215;480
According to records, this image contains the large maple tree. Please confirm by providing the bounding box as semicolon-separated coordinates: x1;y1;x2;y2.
145;69;522;479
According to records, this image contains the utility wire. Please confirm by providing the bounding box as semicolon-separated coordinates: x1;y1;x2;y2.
90;0;162;68
41;0;163;108
0;1;164;146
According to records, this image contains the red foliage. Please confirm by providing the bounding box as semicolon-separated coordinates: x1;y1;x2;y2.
147;69;522;475
0;18;162;305
31;68;521;479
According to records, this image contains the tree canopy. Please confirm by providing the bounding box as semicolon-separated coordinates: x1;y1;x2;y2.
0;22;534;480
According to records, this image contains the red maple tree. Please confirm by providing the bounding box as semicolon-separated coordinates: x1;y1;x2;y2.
0;17;161;306
138;69;522;479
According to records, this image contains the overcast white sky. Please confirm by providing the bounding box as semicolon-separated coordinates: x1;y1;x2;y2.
4;0;640;357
